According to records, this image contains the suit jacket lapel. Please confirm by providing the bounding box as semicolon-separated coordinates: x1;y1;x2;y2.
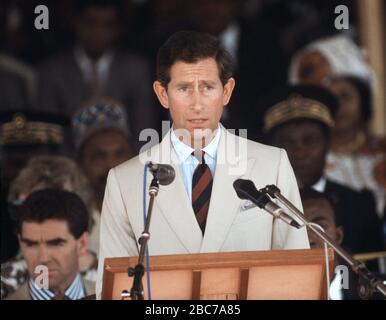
144;131;203;253
200;127;255;252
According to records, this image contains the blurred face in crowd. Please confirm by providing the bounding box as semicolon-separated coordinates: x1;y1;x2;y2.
75;5;120;59
80;129;133;207
272;120;328;188
303;198;343;248
325;78;361;134
188;0;241;35
296;50;331;85
19;219;89;292
153;58;235;147
3;147;57;191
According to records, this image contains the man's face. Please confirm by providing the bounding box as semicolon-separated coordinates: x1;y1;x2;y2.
272;121;328;188
19;219;88;292
75;6;119;59
80;130;133;204
303;198;343;248
153;58;235;146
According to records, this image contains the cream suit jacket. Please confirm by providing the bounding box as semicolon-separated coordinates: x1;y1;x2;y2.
96;125;310;298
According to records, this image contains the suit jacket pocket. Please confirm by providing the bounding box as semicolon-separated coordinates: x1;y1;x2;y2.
232;208;262;226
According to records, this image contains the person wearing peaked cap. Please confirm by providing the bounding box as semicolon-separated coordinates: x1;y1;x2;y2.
0;110;72;264
263;85;385;259
0;110;72;189
262;84;338;136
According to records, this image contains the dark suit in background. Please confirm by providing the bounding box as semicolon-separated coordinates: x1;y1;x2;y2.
36;50;159;145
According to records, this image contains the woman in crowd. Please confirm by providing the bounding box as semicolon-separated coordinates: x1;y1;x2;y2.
289;34;386;219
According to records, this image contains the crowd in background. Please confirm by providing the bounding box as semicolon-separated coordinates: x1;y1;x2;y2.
1;0;385;300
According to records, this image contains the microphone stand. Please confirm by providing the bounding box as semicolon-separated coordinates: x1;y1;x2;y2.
261;184;386;300
128;176;159;300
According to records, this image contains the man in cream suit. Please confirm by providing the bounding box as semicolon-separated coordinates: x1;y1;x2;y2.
96;31;309;298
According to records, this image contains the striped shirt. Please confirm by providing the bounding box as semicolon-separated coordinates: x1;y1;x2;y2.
28;274;85;300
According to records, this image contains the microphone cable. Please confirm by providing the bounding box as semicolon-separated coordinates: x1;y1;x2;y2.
143;162;152;300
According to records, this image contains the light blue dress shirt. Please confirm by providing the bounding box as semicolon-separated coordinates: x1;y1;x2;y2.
170;127;221;202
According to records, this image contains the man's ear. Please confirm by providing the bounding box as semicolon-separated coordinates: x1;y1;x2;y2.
77;232;90;255
153;81;170;110
335;226;344;245
223;77;235;106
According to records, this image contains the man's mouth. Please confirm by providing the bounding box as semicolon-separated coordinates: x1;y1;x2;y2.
188;119;208;125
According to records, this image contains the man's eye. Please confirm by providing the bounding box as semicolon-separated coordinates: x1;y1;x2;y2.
178;86;188;92
48;242;65;247
25;242;37;248
304;137;321;146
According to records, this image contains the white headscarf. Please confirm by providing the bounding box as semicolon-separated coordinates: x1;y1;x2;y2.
289;34;376;92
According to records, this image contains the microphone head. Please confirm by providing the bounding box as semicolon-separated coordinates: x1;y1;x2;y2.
233;179;269;209
233;179;258;200
157;164;175;186
148;162;175;185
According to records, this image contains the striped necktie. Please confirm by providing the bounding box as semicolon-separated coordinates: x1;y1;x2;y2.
192;151;213;234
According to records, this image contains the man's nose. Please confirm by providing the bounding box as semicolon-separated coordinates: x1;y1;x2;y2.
290;144;308;162
190;89;204;111
37;245;50;264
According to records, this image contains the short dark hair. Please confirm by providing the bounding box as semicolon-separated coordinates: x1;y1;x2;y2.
156;30;234;87
300;188;343;227
17;189;89;239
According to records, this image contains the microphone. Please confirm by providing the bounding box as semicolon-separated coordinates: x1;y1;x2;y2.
147;162;175;185
233;179;301;229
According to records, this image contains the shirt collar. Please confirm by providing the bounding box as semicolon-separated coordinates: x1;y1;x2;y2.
170;125;221;162
311;176;327;193
74;47;114;79
28;273;85;300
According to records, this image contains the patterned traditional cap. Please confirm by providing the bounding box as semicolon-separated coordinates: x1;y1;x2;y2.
72;100;130;150
289;35;376;92
0;110;68;147
262;85;338;133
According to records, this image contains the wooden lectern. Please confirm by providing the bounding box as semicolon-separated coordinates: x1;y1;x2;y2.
102;248;334;300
